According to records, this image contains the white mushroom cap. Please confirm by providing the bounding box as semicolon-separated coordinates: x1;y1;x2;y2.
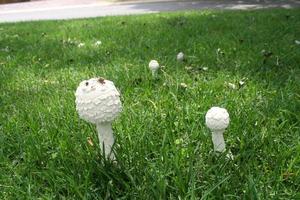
205;107;230;131
177;52;184;61
75;78;122;124
149;60;159;71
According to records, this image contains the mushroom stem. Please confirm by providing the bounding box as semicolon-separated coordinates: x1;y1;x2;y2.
211;130;226;153
96;122;115;159
151;70;157;78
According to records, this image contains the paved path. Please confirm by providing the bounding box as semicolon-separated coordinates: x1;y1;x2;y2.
0;0;299;23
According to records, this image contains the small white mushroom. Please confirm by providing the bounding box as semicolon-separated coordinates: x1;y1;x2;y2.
205;107;230;153
177;52;184;62
94;40;102;46
180;82;188;89
75;77;122;160
148;60;160;77
227;82;237;90
77;43;85;48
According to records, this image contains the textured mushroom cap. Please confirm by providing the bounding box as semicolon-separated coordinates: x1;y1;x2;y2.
177;52;184;61
205;107;230;131
148;60;159;71
75;78;122;124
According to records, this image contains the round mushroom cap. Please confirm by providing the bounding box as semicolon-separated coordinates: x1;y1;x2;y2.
177;52;184;61
149;60;159;71
75;78;122;124
205;107;230;131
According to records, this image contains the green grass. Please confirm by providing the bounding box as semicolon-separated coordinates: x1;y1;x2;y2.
0;9;300;199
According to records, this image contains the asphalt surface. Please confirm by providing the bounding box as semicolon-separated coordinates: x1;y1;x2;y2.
0;0;299;23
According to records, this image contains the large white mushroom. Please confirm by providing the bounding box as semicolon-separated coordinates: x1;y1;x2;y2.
148;60;160;77
205;107;230;153
75;77;122;160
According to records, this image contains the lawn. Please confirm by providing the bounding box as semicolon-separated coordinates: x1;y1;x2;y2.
0;9;300;199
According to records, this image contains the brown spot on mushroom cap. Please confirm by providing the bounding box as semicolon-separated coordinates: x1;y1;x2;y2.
98;77;105;84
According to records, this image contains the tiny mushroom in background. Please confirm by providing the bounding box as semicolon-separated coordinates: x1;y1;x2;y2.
148;60;160;78
75;77;122;160
77;42;85;48
180;82;188;89
205;107;230;153
94;40;102;46
227;82;237;90
177;52;185;62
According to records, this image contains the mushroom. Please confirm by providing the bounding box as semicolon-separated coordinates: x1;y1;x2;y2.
177;52;185;62
94;40;102;46
77;42;85;48
75;77;122;160
148;60;160;77
205;107;230;153
227;82;237;90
